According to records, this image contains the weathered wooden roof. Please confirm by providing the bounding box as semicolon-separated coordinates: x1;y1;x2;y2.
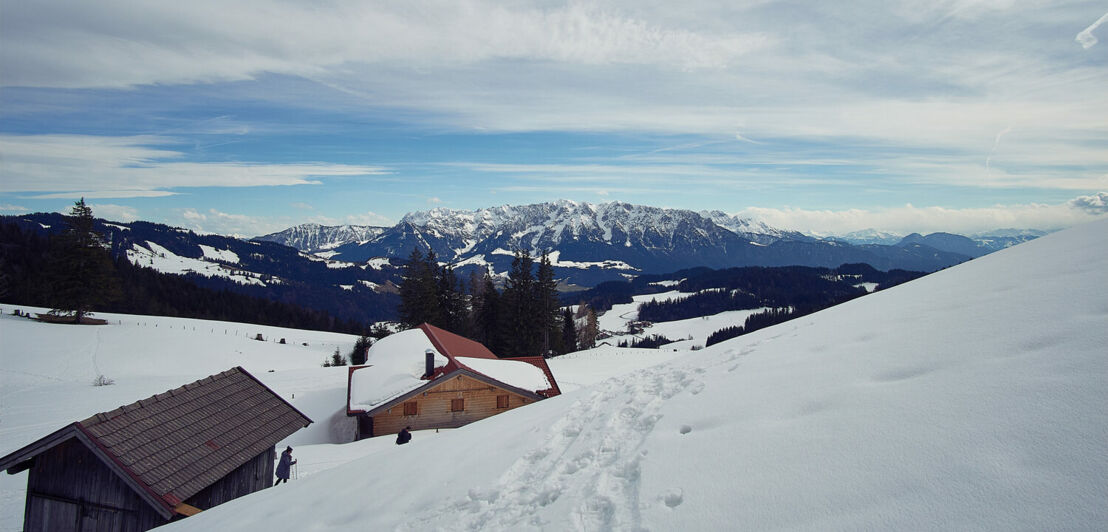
0;366;311;519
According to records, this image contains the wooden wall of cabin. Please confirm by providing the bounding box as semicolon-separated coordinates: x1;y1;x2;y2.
185;446;275;510
371;374;535;437
23;438;165;532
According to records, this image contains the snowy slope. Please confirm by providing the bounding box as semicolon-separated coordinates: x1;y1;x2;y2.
155;219;1108;530
0;308;367;530
0;308;686;531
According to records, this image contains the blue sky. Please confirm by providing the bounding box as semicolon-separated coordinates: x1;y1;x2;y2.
1;1;1106;237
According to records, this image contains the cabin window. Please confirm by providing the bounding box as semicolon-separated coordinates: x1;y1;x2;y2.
496;395;509;409
403;401;417;416
451;398;464;412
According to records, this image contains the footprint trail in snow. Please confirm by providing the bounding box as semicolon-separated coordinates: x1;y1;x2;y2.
402;364;704;531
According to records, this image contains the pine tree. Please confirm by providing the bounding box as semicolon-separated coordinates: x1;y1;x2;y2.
501;250;538;355
397;248;426;328
397;248;442;328
472;268;501;353
349;334;373;365
436;263;467;335
559;307;577;355
47;199;120;323
578;306;599;349
535;251;559;356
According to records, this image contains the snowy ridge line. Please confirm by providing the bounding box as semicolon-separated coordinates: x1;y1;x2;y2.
401;363;704;531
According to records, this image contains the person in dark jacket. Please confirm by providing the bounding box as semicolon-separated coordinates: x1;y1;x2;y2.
396;426;412;445
274;446;296;485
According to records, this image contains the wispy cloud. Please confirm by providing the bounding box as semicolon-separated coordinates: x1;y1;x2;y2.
737;194;1108;235
87;203;140;222
1;1;1104;228
0;203;30;212
0;1;769;89
1076;11;1108;49
0;134;389;198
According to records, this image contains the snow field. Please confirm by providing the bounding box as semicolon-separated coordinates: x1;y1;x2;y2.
168;218;1106;530
2;218;1106;531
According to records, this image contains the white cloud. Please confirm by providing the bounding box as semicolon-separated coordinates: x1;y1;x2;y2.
1;1;1104;204
337;211;394;227
171;208;276;238
0;134;389;197
169;207;396;237
1068;192;1108;214
0;1;769;89
1076;11;1108;49
0;203;30;212
88;203;140;223
736;194;1108;235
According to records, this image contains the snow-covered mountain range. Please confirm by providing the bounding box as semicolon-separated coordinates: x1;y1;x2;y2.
265;200;977;285
255;223;388;254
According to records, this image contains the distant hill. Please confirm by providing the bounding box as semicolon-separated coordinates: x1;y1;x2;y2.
0;213;400;327
896;231;1043;258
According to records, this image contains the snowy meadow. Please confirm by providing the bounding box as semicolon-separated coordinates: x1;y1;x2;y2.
2;219;1106;530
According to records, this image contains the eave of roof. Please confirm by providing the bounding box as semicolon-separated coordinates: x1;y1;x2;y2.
358;368;545;418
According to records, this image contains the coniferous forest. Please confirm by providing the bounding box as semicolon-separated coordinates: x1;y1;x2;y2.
396;248;577;358
0;214;369;335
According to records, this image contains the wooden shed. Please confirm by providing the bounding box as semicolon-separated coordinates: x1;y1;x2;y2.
347;323;561;439
0;366;312;532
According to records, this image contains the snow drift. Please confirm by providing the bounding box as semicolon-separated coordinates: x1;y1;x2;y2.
159;220;1107;530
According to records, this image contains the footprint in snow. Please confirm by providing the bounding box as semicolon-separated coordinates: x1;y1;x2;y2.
661;488;684;508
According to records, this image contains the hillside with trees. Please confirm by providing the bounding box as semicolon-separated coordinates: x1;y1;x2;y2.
0;205;369;334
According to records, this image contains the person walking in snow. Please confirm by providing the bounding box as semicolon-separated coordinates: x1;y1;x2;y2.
396;426;412;445
274;446;296;485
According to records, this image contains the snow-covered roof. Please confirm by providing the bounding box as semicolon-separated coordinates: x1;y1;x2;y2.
347;329;449;411
347;324;560;413
454;356;552;393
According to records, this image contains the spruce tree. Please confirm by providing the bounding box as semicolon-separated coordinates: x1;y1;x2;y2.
397;248;442;328
397;248;426;327
560;307;577;355
578;305;599;349
535;251;559;356
501;250;538;355
472;269;501;353
47;199;119;323
436;263;467;335
349;334;373;365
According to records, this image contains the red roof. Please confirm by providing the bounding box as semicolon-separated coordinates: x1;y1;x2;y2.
418;323;561;397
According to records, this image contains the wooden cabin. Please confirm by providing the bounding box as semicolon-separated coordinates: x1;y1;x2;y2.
347;323;561;439
0;367;312;532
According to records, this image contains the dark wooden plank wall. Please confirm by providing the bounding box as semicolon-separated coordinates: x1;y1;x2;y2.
185;446;275;510
24;438;164;532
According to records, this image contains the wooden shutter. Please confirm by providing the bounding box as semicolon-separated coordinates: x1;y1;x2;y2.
403;401;417;416
451;398;464;412
496;395;509;409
